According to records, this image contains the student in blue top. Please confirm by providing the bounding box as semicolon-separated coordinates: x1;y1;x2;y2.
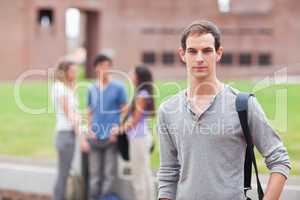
112;66;155;200
81;54;127;200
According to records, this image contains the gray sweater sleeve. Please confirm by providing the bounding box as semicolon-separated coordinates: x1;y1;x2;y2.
157;106;180;200
248;96;291;178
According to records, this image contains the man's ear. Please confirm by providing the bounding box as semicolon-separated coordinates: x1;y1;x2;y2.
178;47;186;63
216;46;223;63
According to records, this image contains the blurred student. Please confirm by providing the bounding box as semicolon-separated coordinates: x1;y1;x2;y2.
112;65;155;200
80;54;127;200
52;61;81;200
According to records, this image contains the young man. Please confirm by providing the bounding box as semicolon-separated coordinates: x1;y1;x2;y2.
157;21;291;200
81;54;127;200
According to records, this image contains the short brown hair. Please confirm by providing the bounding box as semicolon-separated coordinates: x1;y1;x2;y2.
181;20;221;51
93;54;112;68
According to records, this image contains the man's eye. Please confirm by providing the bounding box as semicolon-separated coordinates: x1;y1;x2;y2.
203;49;213;54
187;49;197;54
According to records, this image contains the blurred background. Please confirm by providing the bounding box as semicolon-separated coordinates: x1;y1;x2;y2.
0;0;300;199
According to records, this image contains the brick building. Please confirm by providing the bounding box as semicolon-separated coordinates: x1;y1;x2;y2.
0;0;299;80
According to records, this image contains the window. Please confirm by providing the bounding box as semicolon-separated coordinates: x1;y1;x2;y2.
38;9;54;28
220;53;233;65
258;53;271;66
229;0;273;15
218;0;230;13
239;53;252;66
162;52;175;65
65;8;80;39
142;52;156;64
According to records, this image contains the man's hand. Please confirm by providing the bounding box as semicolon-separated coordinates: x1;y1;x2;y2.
263;172;287;200
111;125;121;137
86;130;96;139
109;134;117;144
80;137;91;153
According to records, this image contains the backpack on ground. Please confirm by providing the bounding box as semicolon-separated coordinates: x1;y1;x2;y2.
65;173;85;200
101;194;122;200
65;138;89;200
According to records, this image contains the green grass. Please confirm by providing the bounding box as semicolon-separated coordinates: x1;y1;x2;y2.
0;79;299;174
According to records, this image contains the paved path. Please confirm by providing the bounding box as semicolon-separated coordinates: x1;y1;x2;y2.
246;175;300;200
0;158;299;199
0;156;136;200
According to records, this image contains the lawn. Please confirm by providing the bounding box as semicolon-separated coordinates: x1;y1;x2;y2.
0;79;299;174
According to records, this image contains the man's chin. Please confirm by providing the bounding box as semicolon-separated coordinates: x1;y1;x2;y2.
192;72;209;80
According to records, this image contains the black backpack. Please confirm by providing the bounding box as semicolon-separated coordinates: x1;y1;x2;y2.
236;93;264;200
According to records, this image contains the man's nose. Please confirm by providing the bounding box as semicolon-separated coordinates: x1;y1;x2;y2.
196;52;204;62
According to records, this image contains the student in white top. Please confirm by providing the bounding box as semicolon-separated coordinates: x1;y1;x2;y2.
52;61;81;200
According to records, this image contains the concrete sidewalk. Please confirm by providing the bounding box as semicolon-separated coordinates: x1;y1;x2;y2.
0;158;299;200
0;159;137;200
246;175;300;200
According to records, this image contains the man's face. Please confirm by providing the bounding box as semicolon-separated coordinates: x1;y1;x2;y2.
95;60;112;77
179;33;223;81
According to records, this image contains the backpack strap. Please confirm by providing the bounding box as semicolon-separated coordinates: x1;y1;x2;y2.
236;92;264;200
